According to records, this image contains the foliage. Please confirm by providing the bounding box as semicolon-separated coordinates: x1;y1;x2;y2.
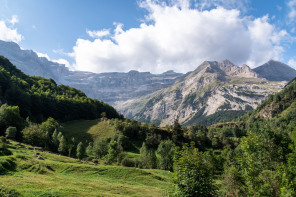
140;142;157;169
0;56;120;123
0;184;20;197
156;140;175;171
0;104;24;139
5;126;16;139
21;123;46;147
76;142;84;160
40;117;61;136
58;135;68;155
173;143;216;196
106;140;120;164
85;142;93;157
172;117;183;145
93;138;108;159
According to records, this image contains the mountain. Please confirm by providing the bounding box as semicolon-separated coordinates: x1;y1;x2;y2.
116;60;287;126
0;40;183;104
253;60;296;81
0;55;120;123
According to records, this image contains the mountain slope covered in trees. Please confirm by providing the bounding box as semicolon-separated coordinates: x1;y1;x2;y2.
0;55;120;123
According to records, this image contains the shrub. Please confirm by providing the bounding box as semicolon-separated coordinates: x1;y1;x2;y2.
5;127;17;139
0;185;20;197
121;157;136;167
173;142;216;196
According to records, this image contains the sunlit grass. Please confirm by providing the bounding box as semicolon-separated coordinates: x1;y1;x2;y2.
0;141;173;196
62;119;117;143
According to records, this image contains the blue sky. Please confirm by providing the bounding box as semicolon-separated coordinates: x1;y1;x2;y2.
0;0;296;73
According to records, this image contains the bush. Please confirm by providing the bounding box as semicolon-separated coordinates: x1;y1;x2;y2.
121;157;136;167
173;143;216;196
22;124;46;147
0;185;20;197
5;127;17;139
0;136;7;151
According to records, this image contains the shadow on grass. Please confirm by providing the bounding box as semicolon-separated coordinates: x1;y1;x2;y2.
0;155;17;175
62;120;98;143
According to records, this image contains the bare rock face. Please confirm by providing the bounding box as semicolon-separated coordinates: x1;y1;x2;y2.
117;60;287;126
230;64;258;78
0;40;182;105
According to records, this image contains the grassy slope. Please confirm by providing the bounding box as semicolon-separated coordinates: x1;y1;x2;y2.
62;119;142;162
62;119;117;143
0;141;173;197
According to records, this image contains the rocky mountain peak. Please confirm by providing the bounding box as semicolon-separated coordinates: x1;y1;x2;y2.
117;59;286;126
196;60;257;78
229;64;258;78
217;59;237;73
253;59;296;81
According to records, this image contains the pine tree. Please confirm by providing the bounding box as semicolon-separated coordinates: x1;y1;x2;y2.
172;116;183;145
5;126;17;139
86;142;93;157
52;129;59;151
76;142;84;160
58;135;67;155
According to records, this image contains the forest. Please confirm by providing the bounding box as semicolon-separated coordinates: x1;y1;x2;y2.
0;56;296;196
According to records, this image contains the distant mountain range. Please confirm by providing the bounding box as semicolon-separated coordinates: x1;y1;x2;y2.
116;60;290;126
0;40;182;104
1;40;296;126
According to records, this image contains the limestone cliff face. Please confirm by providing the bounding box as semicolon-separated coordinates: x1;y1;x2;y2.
117;60;286;126
0;40;182;105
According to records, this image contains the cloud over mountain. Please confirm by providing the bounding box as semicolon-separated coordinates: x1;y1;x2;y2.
0;15;23;43
70;0;290;74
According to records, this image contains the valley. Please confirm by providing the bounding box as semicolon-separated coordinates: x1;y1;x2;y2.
1;0;296;196
0;51;296;196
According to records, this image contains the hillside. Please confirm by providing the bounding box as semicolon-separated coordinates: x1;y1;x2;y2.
0;40;183;105
117;60;286;126
62;119;118;143
0;140;172;196
243;77;296;132
0;55;120;122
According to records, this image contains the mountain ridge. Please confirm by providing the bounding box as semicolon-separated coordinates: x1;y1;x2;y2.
117;60;288;126
0;40;183;105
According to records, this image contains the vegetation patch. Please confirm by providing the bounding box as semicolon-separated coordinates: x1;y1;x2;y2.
62;119;117;143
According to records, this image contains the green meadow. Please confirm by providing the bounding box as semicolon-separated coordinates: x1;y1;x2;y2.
0;141;173;197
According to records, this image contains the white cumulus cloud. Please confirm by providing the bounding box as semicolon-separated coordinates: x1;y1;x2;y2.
288;0;296;22
36;51;72;69
36;52;50;59
53;58;72;69
87;29;110;38
9;15;19;25
0;15;23;43
70;0;290;74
